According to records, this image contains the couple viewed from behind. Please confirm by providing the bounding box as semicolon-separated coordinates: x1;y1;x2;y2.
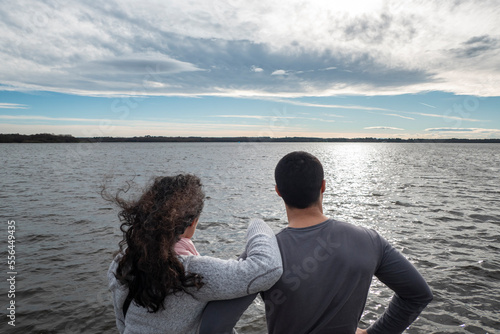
108;151;433;333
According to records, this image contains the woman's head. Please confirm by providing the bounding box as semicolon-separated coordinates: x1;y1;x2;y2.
132;174;205;240
108;174;205;313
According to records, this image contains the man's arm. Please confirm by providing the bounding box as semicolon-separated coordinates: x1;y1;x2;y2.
198;246;259;334
367;241;433;334
198;293;257;334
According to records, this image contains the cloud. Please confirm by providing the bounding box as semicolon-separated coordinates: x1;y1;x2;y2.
268;98;388;112
0;115;102;122
210;115;270;120
407;112;484;122
425;127;500;134
0;114;308;137
364;126;404;130
271;70;287;76
419;103;436;108
452;35;499;58
74;53;201;76
426;128;474;132
0;1;499;97
0;114;280;130
210;114;337;123
382;113;415;120
0;103;29;109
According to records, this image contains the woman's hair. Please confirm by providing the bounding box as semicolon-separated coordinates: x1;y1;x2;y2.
105;174;205;313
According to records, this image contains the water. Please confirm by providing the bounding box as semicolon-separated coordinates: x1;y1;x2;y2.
0;142;499;333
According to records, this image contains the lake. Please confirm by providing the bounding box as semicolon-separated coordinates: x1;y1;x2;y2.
0;142;499;333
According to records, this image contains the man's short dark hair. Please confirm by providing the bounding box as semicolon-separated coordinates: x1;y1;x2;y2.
274;151;324;209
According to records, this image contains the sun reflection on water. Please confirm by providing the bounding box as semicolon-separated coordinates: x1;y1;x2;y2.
317;144;387;224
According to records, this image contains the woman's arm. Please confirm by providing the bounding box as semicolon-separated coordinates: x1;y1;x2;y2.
107;258;126;334
183;218;283;301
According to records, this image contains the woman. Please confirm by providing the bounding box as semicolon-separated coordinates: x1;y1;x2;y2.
107;174;282;333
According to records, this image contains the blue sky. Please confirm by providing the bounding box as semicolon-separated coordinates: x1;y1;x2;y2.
0;0;499;138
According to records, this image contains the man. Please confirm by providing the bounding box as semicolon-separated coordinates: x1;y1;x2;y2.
200;151;433;334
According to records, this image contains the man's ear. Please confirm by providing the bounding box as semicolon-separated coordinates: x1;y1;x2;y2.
275;185;282;197
321;180;326;193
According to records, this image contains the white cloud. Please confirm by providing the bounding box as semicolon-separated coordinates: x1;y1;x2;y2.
0;103;29;109
268;98;386;112
382;113;415;120
271;70;287;76
0;115;103;122
210;114;337;123
425;127;500;133
365;126;404;130
211;115;269;120
406;112;485;122
0;1;499;97
419;103;437;109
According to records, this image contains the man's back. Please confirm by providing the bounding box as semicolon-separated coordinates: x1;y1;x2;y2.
262;219;433;334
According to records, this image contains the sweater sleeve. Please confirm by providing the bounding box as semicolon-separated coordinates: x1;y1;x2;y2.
368;238;433;334
184;218;283;302
107;257;126;334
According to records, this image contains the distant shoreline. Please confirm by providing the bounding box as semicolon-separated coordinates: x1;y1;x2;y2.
2;133;500;143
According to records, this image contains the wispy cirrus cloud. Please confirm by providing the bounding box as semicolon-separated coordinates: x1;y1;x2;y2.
425;127;500;133
382;113;415;120
406;112;485;122
0;115;104;122
0;114;291;132
0;103;29;109
210;114;337;123
268;98;389;113
419;102;437;109
365;126;404;130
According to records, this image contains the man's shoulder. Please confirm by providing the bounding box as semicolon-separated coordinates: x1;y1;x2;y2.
276;218;383;244
275;219;335;240
332;220;384;243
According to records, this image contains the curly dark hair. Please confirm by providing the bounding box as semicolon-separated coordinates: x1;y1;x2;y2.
106;174;205;313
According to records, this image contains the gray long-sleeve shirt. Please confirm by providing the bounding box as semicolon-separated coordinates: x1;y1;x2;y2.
108;218;283;334
262;219;433;333
200;219;433;334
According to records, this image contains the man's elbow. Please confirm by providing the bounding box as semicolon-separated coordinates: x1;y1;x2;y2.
423;287;433;305
414;285;433;308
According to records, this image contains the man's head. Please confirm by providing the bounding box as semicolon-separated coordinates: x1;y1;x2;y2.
274;151;324;209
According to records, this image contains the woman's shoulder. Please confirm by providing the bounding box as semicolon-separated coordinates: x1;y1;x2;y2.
108;253;126;291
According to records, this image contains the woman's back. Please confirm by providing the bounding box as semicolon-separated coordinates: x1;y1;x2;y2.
109;257;205;333
108;218;283;334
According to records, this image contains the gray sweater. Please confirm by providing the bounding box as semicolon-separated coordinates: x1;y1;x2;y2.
108;218;283;334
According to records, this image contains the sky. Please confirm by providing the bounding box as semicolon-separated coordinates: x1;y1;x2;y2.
0;0;499;139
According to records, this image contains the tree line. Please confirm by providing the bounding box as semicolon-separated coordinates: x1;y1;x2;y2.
1;133;499;143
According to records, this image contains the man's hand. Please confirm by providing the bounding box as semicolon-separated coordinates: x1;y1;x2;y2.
356;328;368;334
